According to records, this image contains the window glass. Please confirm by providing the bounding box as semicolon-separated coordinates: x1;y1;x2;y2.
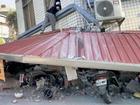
44;0;52;11
22;0;36;30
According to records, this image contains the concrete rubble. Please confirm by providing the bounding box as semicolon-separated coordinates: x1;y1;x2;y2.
0;62;140;104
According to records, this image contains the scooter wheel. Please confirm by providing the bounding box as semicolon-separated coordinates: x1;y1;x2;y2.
102;93;112;104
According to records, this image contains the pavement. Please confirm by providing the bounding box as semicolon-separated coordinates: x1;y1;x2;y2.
0;89;140;105
0;75;140;105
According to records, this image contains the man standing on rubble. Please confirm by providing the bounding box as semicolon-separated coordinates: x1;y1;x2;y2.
41;0;61;33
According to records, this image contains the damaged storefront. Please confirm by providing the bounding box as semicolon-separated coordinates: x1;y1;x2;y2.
0;29;140;104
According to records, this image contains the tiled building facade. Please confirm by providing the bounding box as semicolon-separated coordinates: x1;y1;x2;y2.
16;0;140;36
121;0;140;30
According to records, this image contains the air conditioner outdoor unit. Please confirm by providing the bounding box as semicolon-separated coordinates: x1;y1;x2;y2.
94;0;125;21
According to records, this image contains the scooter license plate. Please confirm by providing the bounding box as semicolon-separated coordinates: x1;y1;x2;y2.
96;78;107;86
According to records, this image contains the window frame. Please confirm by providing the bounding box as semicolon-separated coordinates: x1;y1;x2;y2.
22;0;36;30
44;0;52;11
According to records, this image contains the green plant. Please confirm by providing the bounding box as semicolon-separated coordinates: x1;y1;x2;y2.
6;11;18;40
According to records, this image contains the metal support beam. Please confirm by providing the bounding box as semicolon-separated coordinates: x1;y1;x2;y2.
0;53;139;72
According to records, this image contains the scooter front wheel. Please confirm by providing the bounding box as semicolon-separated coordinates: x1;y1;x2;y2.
101;93;112;104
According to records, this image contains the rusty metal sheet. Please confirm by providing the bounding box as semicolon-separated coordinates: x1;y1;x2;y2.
0;29;140;65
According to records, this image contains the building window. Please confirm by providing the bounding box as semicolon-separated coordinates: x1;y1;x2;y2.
44;0;52;11
22;0;36;30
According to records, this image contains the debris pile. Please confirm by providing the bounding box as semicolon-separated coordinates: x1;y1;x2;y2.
2;62;140;104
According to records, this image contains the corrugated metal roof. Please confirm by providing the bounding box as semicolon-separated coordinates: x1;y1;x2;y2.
0;29;140;72
0;29;140;64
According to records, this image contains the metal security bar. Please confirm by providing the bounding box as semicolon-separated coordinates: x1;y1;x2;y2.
121;0;140;30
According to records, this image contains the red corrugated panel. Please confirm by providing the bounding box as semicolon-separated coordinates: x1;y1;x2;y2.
0;29;140;64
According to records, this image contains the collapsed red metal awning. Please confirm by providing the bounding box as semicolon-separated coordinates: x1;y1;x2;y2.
0;29;140;72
